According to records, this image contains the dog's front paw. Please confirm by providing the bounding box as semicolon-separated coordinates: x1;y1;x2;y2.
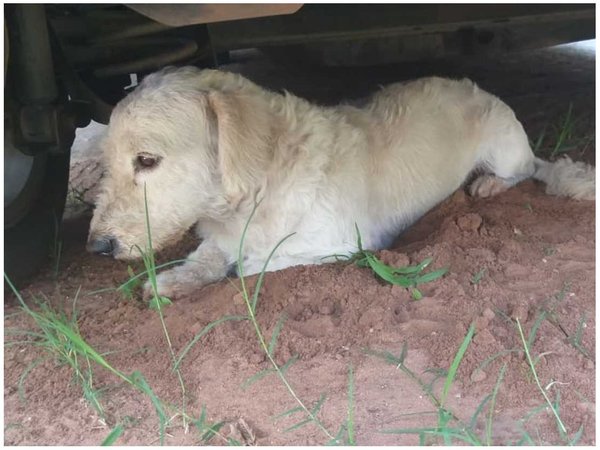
142;269;204;301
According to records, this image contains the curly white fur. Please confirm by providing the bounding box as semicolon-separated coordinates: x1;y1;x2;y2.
87;67;595;298
534;156;595;200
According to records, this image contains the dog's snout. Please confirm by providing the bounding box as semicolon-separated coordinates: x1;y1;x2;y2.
87;236;117;256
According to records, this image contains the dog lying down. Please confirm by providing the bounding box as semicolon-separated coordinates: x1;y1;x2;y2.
87;66;595;298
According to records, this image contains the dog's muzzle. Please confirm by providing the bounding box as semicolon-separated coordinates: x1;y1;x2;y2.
86;236;118;256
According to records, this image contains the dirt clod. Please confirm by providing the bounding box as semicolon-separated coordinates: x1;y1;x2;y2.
456;213;483;232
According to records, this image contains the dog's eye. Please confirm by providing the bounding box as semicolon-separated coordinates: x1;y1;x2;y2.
134;153;161;171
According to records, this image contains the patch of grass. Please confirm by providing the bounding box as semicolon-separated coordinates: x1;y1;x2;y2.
186;405;237;445
367;313;580;446
566;313;592;360
531;103;592;159
375;325;484;445
4;275;171;445
231;201;339;443
516;319;566;435
336;225;448;300
470;268;486;285
166;201;358;444
162;200;356;444
4;285;106;417
536;283;593;361
549;103;575;159
131;184;189;432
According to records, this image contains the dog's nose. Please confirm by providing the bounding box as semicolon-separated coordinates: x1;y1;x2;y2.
86;236;117;256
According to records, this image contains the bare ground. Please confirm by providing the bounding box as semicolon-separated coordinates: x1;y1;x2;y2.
4;41;595;445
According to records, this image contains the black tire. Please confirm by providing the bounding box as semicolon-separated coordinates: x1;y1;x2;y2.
4;5;75;289
4;145;71;288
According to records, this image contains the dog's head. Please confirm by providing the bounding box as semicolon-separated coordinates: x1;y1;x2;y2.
87;67;275;260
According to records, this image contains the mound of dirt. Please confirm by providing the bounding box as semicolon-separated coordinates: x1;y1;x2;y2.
4;177;595;445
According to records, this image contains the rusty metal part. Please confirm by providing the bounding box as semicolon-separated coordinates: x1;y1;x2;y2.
92;38;199;77
126;3;302;27
7;5;58;104
206;4;595;51
61;37;202;78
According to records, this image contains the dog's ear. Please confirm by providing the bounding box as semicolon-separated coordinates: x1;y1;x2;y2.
207;90;274;200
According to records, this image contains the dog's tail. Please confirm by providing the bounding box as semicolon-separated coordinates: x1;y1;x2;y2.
532;156;595;201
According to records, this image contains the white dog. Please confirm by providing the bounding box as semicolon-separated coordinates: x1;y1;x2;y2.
87;66;594;298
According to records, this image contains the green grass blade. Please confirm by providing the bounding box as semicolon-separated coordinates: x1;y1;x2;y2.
236;200;262;299
398;342;408;365
486;363;507;445
468;394;491;431
327;425;346;446
273;405;304;420
527;310;547;350
192;405;208;431
50;320;128;382
346;364;355;445
551;102;574;158
148;295;172;311
201;421;226;443
568;425;584;446
392;257;433;275
382;426;439;435
116;259;188;295
130;371;168;445
382;427;480;445
354;223;363;251
441;324;475;407
18;357;48;402
311;393;327;415
474;348;520;374
410;288;423;300
251;233;295;313
101;424;124;446
175;315;248;370
362;347;403;366
4;328;46;338
268;314;288;356
283;394;326;433
532;125;547;155
414;267;448;284
516;319;567;435
364;253;413;287
280;355;299;374
520;402;550;423
284;418;312;433
437;408;453;445
242;368;274;390
471;268;486;284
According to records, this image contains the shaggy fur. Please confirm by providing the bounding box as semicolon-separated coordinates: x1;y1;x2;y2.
87;66;595;298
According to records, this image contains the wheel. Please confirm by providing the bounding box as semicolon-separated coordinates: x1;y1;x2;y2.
4;119;71;287
4;5;77;289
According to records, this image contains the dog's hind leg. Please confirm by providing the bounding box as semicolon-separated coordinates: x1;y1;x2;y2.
469;105;536;198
